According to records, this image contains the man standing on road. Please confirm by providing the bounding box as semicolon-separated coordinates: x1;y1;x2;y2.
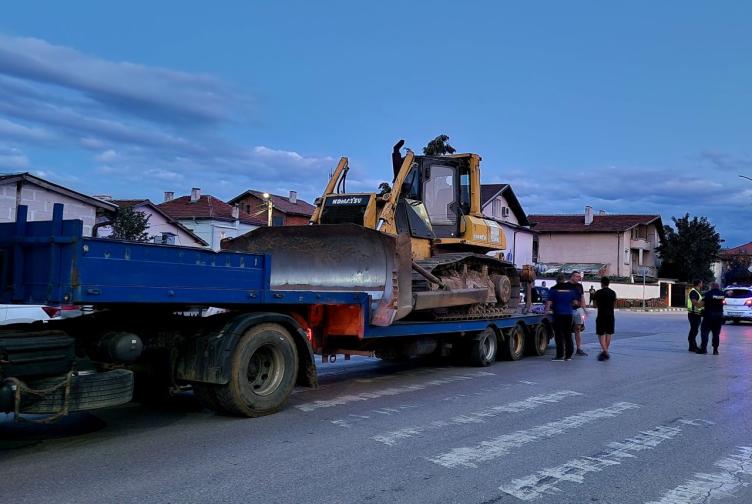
593;277;617;361
697;282;724;355
545;274;580;361
589;285;596;306
686;279;704;352
569;271;588;356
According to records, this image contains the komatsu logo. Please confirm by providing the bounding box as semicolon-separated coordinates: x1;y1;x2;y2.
329;197;365;205
473;233;487;241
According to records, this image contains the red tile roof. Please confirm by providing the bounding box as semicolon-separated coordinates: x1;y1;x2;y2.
721;241;752;256
528;214;662;233
113;199;209;246
229;190;315;217
158;195;266;226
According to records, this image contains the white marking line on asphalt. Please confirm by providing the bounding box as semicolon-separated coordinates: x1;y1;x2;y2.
295;371;496;412
428;402;640;469
354;367;445;383
498;423;697;501
645;446;752;504
331;404;420;428
372;390;583;446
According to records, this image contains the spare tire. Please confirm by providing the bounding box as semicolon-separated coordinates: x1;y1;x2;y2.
14;369;133;414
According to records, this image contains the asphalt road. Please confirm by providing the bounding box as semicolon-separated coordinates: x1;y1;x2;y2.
2;311;751;504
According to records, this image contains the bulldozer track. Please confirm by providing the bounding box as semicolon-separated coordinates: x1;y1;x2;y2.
411;253;521;318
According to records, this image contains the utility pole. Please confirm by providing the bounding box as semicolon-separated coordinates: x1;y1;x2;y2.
262;192;273;227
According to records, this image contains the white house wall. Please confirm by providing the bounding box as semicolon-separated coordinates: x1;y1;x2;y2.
500;223;534;268
0;182;98;236
98;205;205;246
177;219;258;251
481;195;520;225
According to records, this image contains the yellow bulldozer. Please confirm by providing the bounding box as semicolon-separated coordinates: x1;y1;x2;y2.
224;141;526;325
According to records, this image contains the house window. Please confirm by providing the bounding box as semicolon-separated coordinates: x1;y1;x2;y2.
161;232;176;245
272;216;284;227
245;204;251;214
492;199;502;218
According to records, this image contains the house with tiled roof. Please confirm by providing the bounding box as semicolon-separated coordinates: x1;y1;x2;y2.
528;208;664;277
228;190;315;227
480;184;534;268
716;241;752;286
158;188;265;250
0;172;117;236
96;199;208;247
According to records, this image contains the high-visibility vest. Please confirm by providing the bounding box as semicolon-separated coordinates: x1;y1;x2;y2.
687;288;703;314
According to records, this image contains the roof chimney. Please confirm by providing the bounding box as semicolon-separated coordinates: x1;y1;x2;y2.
164;191;174;202
289;190;297;204
598;209;606;215
190;187;201;203
585;206;594;226
232;204;240;220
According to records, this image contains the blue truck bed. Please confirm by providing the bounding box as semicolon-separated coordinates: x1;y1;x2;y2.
0;203;368;308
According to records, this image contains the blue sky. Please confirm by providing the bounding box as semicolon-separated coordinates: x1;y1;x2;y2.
1;1;750;245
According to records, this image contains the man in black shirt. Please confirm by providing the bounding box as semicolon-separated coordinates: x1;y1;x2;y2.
593;277;617;361
697;282;724;355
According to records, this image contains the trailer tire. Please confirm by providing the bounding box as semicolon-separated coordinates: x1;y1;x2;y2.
526;323;550;357
215;323;298;417
501;324;526;361
469;328;497;367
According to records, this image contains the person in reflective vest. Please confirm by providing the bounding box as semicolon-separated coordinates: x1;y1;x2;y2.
686;279;704;352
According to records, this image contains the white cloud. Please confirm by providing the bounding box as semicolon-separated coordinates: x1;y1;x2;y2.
0;34;236;124
0;146;29;169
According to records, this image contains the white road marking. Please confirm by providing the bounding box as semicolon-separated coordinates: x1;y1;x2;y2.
499;422;710;501
645;446;752;504
295;370;495;412
428;401;640;468
331;404;420;428
372;390;583;446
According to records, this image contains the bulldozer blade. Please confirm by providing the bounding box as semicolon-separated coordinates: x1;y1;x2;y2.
223;224;413;326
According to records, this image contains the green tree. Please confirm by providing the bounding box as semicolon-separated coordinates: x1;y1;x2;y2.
110;207;151;242
423;134;456;156
656;214;721;282
377;182;391;196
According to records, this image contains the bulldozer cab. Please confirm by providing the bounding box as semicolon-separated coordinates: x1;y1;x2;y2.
407;155;472;238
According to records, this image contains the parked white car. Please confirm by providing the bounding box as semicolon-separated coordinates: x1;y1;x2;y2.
723;286;752;324
0;304;59;325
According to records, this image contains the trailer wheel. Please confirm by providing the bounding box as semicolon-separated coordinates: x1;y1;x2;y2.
526;323;550;357
501;324;526;361
215;323;298;417
469;328;497;367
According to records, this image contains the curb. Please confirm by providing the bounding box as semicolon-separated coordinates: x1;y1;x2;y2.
616;308;685;313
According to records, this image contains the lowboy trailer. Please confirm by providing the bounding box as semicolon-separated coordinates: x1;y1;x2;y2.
0;204;552;420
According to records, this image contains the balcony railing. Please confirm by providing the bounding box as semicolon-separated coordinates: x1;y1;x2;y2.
631;265;657;277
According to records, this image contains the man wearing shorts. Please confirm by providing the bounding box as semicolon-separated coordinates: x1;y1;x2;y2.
593;276;617;361
569;271;588;356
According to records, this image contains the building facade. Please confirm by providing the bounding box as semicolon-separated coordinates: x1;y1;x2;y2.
0;172;116;236
480;184;534;268
158;189;265;250
96;199;208;247
228;190;315;227
529;209;664;278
